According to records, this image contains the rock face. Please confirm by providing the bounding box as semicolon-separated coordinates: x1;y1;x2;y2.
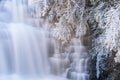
88;0;120;80
28;0;120;80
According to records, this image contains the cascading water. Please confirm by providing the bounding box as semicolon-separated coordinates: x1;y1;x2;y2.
67;39;89;80
0;0;90;80
0;0;51;79
49;39;89;80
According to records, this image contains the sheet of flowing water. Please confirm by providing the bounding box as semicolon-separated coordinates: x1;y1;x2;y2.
50;39;89;80
0;0;89;80
0;22;69;80
0;0;68;80
68;39;89;80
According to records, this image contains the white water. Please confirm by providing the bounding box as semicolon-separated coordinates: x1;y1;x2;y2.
66;39;89;80
49;39;89;80
0;0;89;80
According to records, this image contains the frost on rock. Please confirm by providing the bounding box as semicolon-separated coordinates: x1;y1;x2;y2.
46;0;87;44
29;0;87;44
93;1;120;78
28;0;45;19
94;2;120;52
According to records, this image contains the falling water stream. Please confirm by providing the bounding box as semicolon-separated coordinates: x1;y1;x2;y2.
0;0;89;80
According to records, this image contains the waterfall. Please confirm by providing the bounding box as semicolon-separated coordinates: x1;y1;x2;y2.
12;0;25;22
0;0;90;80
67;39;89;80
0;23;49;75
0;0;51;79
49;38;89;80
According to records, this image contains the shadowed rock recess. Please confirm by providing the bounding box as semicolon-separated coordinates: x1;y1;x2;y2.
29;0;120;80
